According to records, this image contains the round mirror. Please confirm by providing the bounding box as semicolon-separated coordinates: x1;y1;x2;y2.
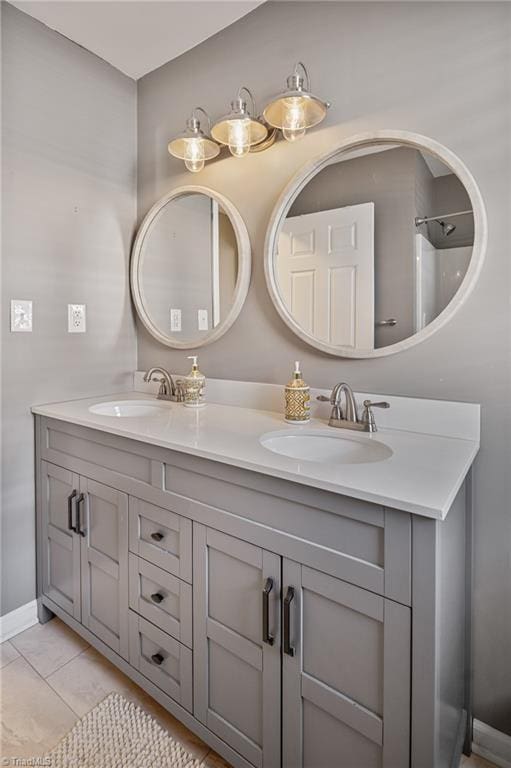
131;186;251;348
265;131;486;357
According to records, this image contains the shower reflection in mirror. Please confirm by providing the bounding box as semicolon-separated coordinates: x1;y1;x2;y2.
274;143;474;351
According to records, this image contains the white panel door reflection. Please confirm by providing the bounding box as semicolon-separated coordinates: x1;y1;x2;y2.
277;203;375;349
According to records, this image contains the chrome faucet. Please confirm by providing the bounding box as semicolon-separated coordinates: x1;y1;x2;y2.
317;382;389;432
144;367;183;402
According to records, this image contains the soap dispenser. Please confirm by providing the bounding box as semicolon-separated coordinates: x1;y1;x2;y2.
284;361;310;424
183;356;206;408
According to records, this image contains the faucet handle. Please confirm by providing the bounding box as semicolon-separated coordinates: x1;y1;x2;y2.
361;400;390;433
316;394;331;403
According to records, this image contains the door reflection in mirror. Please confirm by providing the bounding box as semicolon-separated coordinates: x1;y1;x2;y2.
275;145;474;350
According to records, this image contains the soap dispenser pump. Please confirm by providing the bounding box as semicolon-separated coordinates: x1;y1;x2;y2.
183;356;206;408
284;361;310;424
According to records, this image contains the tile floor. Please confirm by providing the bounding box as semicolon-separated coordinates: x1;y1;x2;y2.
0;617;497;768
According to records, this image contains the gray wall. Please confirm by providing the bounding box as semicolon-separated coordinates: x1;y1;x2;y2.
1;4;137;615
137;1;511;733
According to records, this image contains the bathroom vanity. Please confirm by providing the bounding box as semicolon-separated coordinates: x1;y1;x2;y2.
33;386;479;768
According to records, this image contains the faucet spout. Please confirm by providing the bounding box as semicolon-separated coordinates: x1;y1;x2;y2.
331;382;358;423
144;367;176;401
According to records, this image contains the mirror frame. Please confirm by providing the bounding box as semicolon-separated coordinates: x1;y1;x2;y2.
131;185;251;349
264;129;487;358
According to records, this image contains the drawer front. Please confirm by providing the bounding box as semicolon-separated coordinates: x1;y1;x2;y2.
128;612;192;712
129;498;192;583
128;554;192;647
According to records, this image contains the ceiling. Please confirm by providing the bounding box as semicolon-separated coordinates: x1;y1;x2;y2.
9;0;265;80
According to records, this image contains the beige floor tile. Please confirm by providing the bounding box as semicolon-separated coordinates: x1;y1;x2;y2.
201;749;234;768
10;617;88;678
0;640;20;669
0;656;77;758
460;754;498;767
46;646;210;762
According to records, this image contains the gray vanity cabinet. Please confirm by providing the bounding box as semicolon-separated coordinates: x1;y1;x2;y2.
41;462;81;621
40;462;129;659
79;477;129;659
193;524;281;768
282;560;410;768
35;416;470;768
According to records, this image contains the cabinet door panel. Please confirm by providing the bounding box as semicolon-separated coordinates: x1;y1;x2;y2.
41;462;81;620
80;477;129;659
194;524;280;768
283;560;410;768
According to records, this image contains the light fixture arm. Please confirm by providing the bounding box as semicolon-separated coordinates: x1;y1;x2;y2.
292;61;310;91
190;106;212;133
236;86;257;116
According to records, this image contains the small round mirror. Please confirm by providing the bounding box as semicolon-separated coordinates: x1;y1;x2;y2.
265;131;486;357
131;186;250;349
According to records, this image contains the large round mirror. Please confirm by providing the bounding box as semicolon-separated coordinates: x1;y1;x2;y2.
131;186;251;348
265;131;486;357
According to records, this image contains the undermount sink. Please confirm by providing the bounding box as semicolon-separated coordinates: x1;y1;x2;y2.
88;400;168;418
260;429;393;465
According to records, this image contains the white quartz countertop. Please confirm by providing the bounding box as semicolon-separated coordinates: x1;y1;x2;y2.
32;390;479;520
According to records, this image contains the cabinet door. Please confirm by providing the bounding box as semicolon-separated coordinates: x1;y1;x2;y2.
194;524;281;768
41;462;81;620
80;477;129;659
283;560;410;768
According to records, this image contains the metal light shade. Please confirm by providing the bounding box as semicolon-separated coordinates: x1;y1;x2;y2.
168;109;220;173
211;87;268;157
263;63;329;141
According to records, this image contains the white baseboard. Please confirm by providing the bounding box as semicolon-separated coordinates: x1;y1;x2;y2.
0;599;38;642
473;719;511;768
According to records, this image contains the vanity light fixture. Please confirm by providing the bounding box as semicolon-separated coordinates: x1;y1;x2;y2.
167;107;220;173
263;62;330;142
211;87;268;158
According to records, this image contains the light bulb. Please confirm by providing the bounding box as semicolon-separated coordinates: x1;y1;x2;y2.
184;138;205;173
282;98;306;142
227;119;250;158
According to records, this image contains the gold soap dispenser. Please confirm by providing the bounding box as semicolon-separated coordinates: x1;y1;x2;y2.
182;355;206;408
284;361;311;424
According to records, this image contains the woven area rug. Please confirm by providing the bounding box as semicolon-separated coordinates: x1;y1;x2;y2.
44;692;203;768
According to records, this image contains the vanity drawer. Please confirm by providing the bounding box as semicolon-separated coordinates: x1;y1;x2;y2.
129;498;192;583
128;612;192;713
128;554;192;647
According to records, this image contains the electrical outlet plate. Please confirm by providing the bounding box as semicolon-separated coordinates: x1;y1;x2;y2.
68;304;86;333
198;309;209;331
11;300;33;332
170;308;181;332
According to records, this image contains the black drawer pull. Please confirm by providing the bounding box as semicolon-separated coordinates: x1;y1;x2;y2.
283;586;295;657
262;578;274;646
150;593;164;604
151;653;164;666
67;490;77;532
76;493;86;537
151;532;164;542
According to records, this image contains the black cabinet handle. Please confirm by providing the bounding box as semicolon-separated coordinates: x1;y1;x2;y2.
262;578;274;646
151;653;164;666
67;490;77;532
283;586;295;657
76;493;86;537
151;532;164;542
150;593;164;604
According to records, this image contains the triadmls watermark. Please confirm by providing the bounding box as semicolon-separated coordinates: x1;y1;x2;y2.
1;759;52;766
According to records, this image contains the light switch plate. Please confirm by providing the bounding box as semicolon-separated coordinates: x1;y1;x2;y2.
170;308;181;332
11;300;33;332
198;309;209;331
68;304;86;333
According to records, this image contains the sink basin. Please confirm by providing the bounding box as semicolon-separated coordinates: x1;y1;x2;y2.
260;429;393;465
89;400;169;418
